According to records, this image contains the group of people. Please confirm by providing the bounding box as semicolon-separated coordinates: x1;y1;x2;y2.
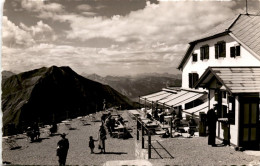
26;122;40;142
89;124;107;154
56;123;107;166
101;113;124;136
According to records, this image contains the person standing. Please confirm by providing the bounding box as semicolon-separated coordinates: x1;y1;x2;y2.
57;133;69;166
98;125;107;153
89;136;97;154
207;108;217;146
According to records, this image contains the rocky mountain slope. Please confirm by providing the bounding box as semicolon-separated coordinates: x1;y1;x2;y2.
2;66;136;135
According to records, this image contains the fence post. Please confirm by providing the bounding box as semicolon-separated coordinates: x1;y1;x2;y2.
170;117;173;138
148;131;151;159
141;123;144;149
137;119;139;140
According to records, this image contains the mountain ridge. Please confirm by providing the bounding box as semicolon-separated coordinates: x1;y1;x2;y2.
2;66;136;135
84;73;182;101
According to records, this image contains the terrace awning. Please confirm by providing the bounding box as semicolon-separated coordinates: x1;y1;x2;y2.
164;91;205;107
140;88;207;107
183;102;208;116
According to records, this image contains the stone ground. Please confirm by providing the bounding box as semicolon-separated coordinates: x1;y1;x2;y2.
2;110;260;165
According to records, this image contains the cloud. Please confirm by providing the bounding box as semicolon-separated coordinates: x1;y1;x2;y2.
21;0;65;19
2;16;56;47
77;4;92;11
3;0;249;76
2;43;182;76
60;1;239;46
21;0;64;13
2;16;35;47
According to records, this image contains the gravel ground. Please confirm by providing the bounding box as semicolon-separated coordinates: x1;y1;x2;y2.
2;111;136;165
2;110;260;166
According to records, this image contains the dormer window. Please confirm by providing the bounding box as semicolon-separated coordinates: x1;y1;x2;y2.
230;45;240;58
200;45;209;60
192;53;197;62
215;41;226;59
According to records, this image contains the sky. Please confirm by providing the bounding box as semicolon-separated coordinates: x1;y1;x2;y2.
1;0;260;76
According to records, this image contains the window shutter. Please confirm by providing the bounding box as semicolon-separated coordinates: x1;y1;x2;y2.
193;73;199;88
215;44;219;59
205;46;209;59
189;73;192;88
230;47;235;57
222;42;226;57
200;47;204;60
236;46;240;56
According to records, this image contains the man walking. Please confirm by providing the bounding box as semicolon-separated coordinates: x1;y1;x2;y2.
57;133;69;166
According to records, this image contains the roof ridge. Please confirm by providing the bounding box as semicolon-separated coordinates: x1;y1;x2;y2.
226;14;242;31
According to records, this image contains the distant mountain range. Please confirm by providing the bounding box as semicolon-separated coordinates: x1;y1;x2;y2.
84;73;182;101
2;66;137;135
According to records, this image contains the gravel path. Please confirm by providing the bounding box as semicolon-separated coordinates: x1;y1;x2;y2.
3;111;136;165
2;110;260;165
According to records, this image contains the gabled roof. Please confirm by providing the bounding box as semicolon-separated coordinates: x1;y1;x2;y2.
178;14;260;70
194;66;260;94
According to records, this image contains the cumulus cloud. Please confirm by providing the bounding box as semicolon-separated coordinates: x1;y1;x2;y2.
21;0;65;19
2;16;35;47
3;1;246;75
2;16;56;47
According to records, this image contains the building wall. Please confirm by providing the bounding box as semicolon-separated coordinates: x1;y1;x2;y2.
181;35;260;88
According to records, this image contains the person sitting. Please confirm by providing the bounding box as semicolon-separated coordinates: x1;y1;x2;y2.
153;109;159;120
159;112;165;123
161;128;170;138
110;118;116;132
146;113;152;120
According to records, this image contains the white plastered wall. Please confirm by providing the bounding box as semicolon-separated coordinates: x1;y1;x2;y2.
181;35;260;89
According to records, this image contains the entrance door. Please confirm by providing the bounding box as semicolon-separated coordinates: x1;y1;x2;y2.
240;97;259;149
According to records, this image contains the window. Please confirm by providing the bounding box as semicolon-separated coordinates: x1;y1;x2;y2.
215;41;226;58
188;73;199;88
230;45;240;58
200;45;209;60
192;53;197;62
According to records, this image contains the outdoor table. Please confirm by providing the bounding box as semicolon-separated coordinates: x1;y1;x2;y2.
155;130;166;135
115;125;126;138
141;119;150;124
164;115;173;119
62;120;70;123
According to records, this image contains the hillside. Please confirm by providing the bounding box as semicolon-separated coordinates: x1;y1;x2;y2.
85;73;182;100
2;66;136;135
2;70;15;81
